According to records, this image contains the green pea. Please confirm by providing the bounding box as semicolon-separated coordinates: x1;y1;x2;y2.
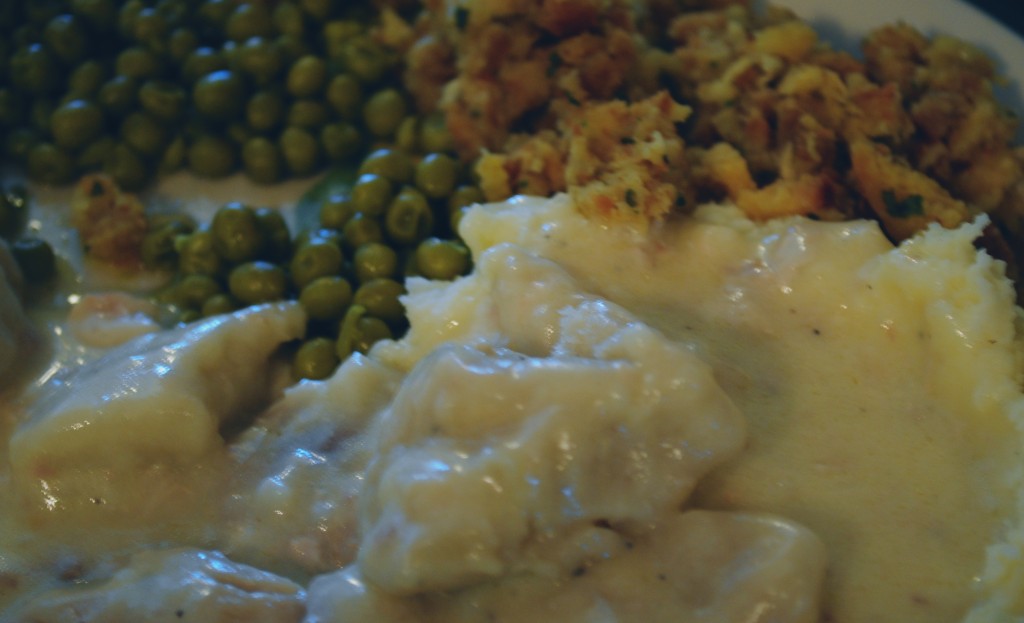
290;237;344;290
115;45;163;80
274;34;311;65
201;293;237;317
225;3;275;41
279;126;320;176
117;0;144;37
418;113;455;154
299;275;353;322
132;7;168;46
5;128;40;166
175;273;222;309
385;187;433;246
286;55;328;98
67;60;107;97
292;337;340;380
449;185;485;212
323;20;362;61
325;73;363;120
77;136;116;172
168;27;200;63
358;148;414;184
237;36;284;86
193;69;245;121
394;116;419;153
254;206;292;263
321;122;363;164
353;242;398;283
10;44;61;95
44;14;90;64
139;80;187;121
336;304;389;359
212;202;264;263
181;47;227;83
158;134;187;175
177;229;223;276
351;173;394;218
197;0;234;31
102;142;150;191
294;227;343;250
50;99;104;151
362;88;407;138
11;236;57;284
70;0;117;32
415;238;471;281
342;213;383;250
353;277;405;325
187;134;237;179
450;205;471;234
340;35;394;84
229;261;287;305
27;142;75;186
273;2;305;38
287;99;330;130
242;137;284;185
319;194;356;230
97;75;138;118
140;217;193;269
121;111;169;157
415;153;459;200
246;90;285;132
30;99;57;136
299;0;331;21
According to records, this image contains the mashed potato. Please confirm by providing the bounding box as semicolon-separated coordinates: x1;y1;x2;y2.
2;192;1022;622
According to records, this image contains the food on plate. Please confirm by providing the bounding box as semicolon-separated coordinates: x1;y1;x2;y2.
1;0;1024;622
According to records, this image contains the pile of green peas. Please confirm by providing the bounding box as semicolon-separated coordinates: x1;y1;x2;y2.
0;0;433;190
151;146;479;381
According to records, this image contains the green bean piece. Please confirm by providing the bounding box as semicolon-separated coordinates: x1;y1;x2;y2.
415;237;471;281
11;236;56;283
50;99;104;151
342;213;383;250
358;148;413;184
228;260;287;305
415;153;459;200
350;173;393;218
362;88;407;138
254;206;292;263
290;237;344;290
192;69;245;121
292;337;339;381
385;187;433;246
177;229;223;276
187;134;237;179
201;293;237;317
319;194;356;230
242;137;284;185
353;277;405;325
353;242;398;283
299;275;353;322
211;202;264;264
286;55;328;98
279;126;320;177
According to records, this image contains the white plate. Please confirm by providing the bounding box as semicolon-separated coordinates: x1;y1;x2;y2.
768;0;1024;138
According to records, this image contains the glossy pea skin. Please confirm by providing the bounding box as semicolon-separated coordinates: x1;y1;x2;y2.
290;237;344;290
187;134;237;179
228;260;287;305
97;75;139;118
177;229;223;276
254;206;292;263
299;275;352;322
174;273;222;309
242;137;284;185
350;173;393;218
353;242;398;283
353;277;404;325
341;213;383;251
385;187;433;246
415;237;471;281
50;99;104;151
192;69;245;121
67;60;107;97
362;88;407;138
279;126;320;176
325;73;362;120
319;194;356;230
335;304;392;359
292;336;339;380
201;292;237;317
140;216;193;269
414;153;459;200
211;202;264;263
286;55;327;98
357;147;413;184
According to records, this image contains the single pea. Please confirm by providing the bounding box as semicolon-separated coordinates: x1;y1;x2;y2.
0;88;26;128
358;148;414;184
299;0;331;21
120;110;169;156
229;260;287;305
322;20;362;61
394;116;419;153
273;2;304;38
254;206;291;263
415;237;471;281
115;45;163;80
335;304;365;359
299;275;353;321
350;315;393;355
449;185;485;212
201;292;237;317
274;34;311;65
246;90;286;133
242;137;284;185
44;14;90;65
50;99;104;151
10;44;61;95
340;35;394;84
187;134;237;179
177;229;223;276
181;46;228;83
279;126;320;177
140;217;193;269
450;205;471;234
175;273;222;309
11;236;57;283
30;99;57;136
293;227;343;250
117;0;144;38
319;195;356;230
27;142;75;186
353;242;398;283
168;27;200;63
290;237;344;290
77;135;116;172
5;128;41;166
102;142;150;191
353;277;405;325
415;153;459;199
158;134;187;175
292;337;339;381
325;73;362;120
236;36;284;86
418;113;455;153
193;69;245;121
97;75;139;118
211;202;264;263
226;3;274;41
321;122;363;164
132;7;168;46
362;88;407;138
179;309;203;324
67;60;107;97
286;55;328;98
350;173;394;218
342;213;383;250
70;0;117;32
226;119;255;146
287;99;330;130
139;80;186;121
385;187;434;246
196;0;234;31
